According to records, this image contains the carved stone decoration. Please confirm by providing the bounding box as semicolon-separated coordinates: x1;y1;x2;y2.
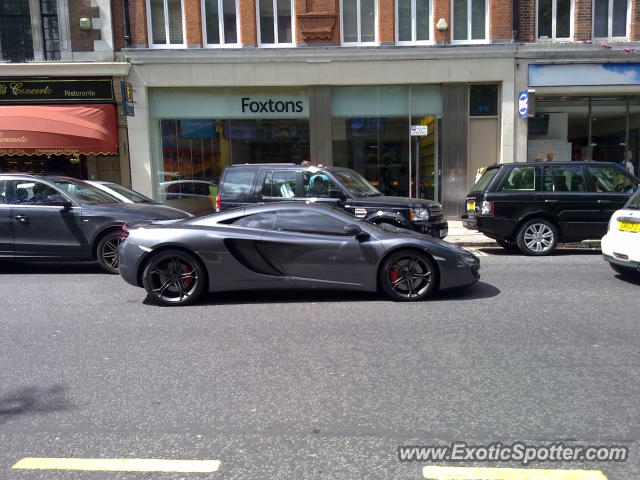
297;0;338;43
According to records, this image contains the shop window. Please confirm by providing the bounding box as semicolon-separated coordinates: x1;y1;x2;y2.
470;84;498;117
147;0;185;47
537;0;572;39
342;0;377;45
0;0;34;62
257;0;294;46
593;0;628;38
452;0;487;42
396;0;431;44
202;0;239;46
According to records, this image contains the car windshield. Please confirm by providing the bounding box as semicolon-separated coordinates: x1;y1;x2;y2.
331;170;382;197
625;189;640;209
51;179;119;204
471;167;499;192
103;183;153;203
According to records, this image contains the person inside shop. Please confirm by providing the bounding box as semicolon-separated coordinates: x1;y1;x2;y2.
624;150;635;176
546;152;554;162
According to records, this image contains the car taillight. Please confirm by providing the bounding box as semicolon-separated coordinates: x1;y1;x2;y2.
481;200;494;216
215;193;221;212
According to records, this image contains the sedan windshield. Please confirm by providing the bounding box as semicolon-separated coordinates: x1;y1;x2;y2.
51;179;119;204
625;189;640;210
331;170;381;197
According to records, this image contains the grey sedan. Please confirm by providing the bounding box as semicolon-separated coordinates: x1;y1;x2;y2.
118;202;480;306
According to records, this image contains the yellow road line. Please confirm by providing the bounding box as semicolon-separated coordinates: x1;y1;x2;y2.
12;457;221;473
423;466;608;480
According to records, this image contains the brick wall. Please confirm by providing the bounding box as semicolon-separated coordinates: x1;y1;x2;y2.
573;0;592;41
517;0;535;42
111;0;125;51
378;0;395;43
68;0;101;51
129;0;148;47
631;0;640;41
489;0;513;40
184;0;203;46
238;0;257;45
433;0;451;42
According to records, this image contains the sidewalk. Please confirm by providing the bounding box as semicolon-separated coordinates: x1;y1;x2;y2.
444;221;496;247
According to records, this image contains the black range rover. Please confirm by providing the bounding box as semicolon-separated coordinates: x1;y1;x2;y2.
462;161;638;255
216;164;448;239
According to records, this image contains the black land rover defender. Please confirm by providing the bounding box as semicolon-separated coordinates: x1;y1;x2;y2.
216;164;448;239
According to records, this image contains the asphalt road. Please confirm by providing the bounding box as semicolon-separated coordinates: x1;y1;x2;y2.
0;249;638;480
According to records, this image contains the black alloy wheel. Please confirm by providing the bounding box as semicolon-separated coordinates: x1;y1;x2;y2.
142;250;206;306
97;231;126;274
516;218;559;256
379;250;437;301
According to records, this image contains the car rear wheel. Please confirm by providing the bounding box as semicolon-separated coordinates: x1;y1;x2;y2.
142;250;206;306
516;219;558;256
379;250;437;302
609;262;640;278
97;231;125;274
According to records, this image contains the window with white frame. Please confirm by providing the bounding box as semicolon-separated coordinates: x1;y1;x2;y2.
537;0;572;39
342;0;377;45
257;0;294;46
147;0;184;46
452;0;487;42
396;0;431;43
202;0;239;45
593;0;628;38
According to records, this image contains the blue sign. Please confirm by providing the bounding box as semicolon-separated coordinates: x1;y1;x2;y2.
120;81;135;117
518;90;529;119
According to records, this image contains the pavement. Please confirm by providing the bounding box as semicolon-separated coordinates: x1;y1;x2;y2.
0;251;637;479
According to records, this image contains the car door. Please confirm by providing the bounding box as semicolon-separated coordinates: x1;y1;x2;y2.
259;209;380;290
0;180;14;256
585;164;639;234
7;179;88;258
491;165;543;220
541;165;599;240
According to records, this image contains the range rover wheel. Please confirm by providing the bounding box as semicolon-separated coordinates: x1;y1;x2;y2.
142;250;206;306
97;231;125;274
379;250;437;302
516;219;558;256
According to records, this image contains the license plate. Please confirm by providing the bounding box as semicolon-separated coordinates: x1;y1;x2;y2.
619;221;640;232
440;228;448;238
466;200;475;211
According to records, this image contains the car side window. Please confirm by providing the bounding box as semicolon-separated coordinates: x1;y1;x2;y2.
0;180;7;204
5;180;64;205
220;168;257;199
302;172;338;198
274;210;349;236
546;166;586;192
587;166;637;193
227;212;276;230
262;171;296;198
498;167;537;191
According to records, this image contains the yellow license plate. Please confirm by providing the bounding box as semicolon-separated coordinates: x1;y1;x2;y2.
619;221;640;232
467;200;475;211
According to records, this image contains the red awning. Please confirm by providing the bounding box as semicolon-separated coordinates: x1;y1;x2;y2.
0;104;118;156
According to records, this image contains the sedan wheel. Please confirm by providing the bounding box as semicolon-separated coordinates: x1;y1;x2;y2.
142;250;206;306
380;250;437;302
97;231;125;274
516;219;558;256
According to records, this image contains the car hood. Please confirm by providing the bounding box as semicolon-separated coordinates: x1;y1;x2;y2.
348;195;441;209
86;202;192;220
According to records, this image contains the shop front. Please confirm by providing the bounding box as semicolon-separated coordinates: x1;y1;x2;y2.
0;77;120;180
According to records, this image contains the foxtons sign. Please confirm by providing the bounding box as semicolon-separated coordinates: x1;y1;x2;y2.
241;97;304;114
0;78;114;104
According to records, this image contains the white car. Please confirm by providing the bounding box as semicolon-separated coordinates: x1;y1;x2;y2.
602;188;640;278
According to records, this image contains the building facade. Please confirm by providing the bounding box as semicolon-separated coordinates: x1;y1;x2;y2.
0;0;130;184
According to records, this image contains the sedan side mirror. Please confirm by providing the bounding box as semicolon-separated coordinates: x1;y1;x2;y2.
344;223;369;241
50;199;73;210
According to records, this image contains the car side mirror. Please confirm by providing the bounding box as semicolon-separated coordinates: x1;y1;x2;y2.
344;223;369;241
50;199;73;210
329;188;345;200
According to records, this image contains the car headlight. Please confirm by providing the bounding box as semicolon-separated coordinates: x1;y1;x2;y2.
410;208;429;221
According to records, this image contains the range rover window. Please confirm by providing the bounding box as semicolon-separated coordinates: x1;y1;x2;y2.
302;172;338;198
274;210;349;235
587;165;637;193
262;171;296;198
545;166;587;192
220;168;256;198
498;167;537;191
471;167;499;192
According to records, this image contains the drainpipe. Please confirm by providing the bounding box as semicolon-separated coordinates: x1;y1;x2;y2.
122;0;131;47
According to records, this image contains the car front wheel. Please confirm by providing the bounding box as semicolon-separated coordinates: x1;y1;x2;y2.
97;231;126;274
516;219;559;256
142;250;207;306
379;250;437;302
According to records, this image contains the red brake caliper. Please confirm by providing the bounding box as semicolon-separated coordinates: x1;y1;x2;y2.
389;266;399;283
182;265;194;288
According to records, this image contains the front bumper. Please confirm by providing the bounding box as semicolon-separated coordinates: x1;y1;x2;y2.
416;220;449;239
118;240;148;287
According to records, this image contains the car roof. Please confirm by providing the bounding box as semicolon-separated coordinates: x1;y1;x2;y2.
492;161;620;167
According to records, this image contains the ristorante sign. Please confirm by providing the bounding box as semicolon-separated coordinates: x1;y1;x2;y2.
0;78;114;104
